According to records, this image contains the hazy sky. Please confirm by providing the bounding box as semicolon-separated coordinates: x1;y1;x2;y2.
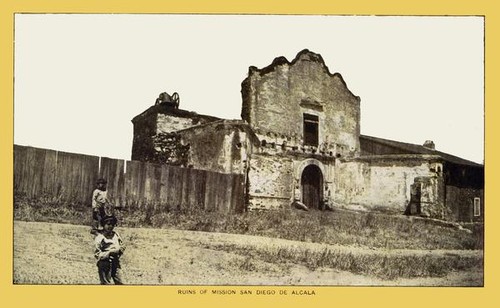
14;14;484;163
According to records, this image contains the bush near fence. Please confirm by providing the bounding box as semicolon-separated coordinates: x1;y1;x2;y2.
14;145;245;213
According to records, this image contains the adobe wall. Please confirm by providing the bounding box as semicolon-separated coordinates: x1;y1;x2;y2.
333;155;437;213
157;113;199;133
241;50;360;158
413;175;446;219
246;153;295;210
177;123;254;175
246;145;336;210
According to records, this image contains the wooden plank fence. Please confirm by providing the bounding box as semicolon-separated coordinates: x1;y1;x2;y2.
14;145;245;213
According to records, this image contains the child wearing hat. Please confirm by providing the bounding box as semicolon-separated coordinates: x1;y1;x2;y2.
94;215;125;284
91;178;112;234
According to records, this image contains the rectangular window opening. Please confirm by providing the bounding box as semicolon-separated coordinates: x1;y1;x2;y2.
473;197;481;217
303;114;319;146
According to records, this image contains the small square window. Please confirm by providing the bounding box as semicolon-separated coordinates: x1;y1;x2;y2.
473;197;481;217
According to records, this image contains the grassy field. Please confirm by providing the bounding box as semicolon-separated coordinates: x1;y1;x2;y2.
13;194;483;285
14;193;484;251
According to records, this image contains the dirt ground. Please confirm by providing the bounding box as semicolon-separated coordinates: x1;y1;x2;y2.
13;221;483;286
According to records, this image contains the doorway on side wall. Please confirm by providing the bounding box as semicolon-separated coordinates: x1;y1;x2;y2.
301;164;324;210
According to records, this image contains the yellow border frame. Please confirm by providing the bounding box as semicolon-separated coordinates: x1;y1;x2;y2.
1;1;497;308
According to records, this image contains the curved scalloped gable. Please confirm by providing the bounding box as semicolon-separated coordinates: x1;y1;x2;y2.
241;49;361;157
245;49;359;101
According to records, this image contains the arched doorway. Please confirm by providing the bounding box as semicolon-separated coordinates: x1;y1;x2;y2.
301;165;324;210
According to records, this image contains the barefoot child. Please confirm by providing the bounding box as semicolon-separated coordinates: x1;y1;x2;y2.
94;215;125;284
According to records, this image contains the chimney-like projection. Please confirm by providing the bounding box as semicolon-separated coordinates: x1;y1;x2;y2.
423;140;435;150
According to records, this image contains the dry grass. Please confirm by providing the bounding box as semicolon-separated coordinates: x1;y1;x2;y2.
208;242;483;280
14;193;483;252
116;206;484;251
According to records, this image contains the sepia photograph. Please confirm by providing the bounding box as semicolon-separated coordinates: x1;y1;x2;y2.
12;13;484;287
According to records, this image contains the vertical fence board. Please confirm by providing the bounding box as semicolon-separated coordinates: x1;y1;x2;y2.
14;145;247;213
81;153;99;204
216;173;226;212
137;161;146;207
165;166;175;210
232;174;245;213
214;173;224;212
197;170;207;210
221;174;232;213
13;145;27;194
225;175;234;213
42;149;57;198
170;167;183;210
27;147;45;198
75;154;85;203
189;169;205;210
125;161;137;207
143;163;152;208
55;151;71;201
24;147;35;197
159;165;170;211
236;174;246;213
16;145;28;195
203;172;212;211
82;155;100;204
180;167;190;209
125;160;145;207
144;163;161;209
204;172;217;212
173;166;182;210
115;159;125;206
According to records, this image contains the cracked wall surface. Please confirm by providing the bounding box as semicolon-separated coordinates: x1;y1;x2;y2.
241;49;360;159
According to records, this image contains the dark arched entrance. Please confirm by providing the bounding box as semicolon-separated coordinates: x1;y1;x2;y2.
301;164;324;210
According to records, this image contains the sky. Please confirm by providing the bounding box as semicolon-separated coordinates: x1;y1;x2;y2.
13;14;484;164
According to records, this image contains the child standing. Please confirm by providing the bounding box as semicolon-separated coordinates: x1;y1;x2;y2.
94;215;125;284
91;178;112;234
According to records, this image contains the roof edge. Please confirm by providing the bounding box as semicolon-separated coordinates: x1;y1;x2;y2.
132;103;221;123
360;134;483;167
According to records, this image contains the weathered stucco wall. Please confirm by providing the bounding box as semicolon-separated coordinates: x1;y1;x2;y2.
334;156;436;212
241;50;360;158
157;113;199;133
155;109;219;134
247;153;295;210
413;176;446;219
177;122;254;175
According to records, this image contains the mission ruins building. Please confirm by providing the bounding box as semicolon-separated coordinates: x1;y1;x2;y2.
131;49;484;223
